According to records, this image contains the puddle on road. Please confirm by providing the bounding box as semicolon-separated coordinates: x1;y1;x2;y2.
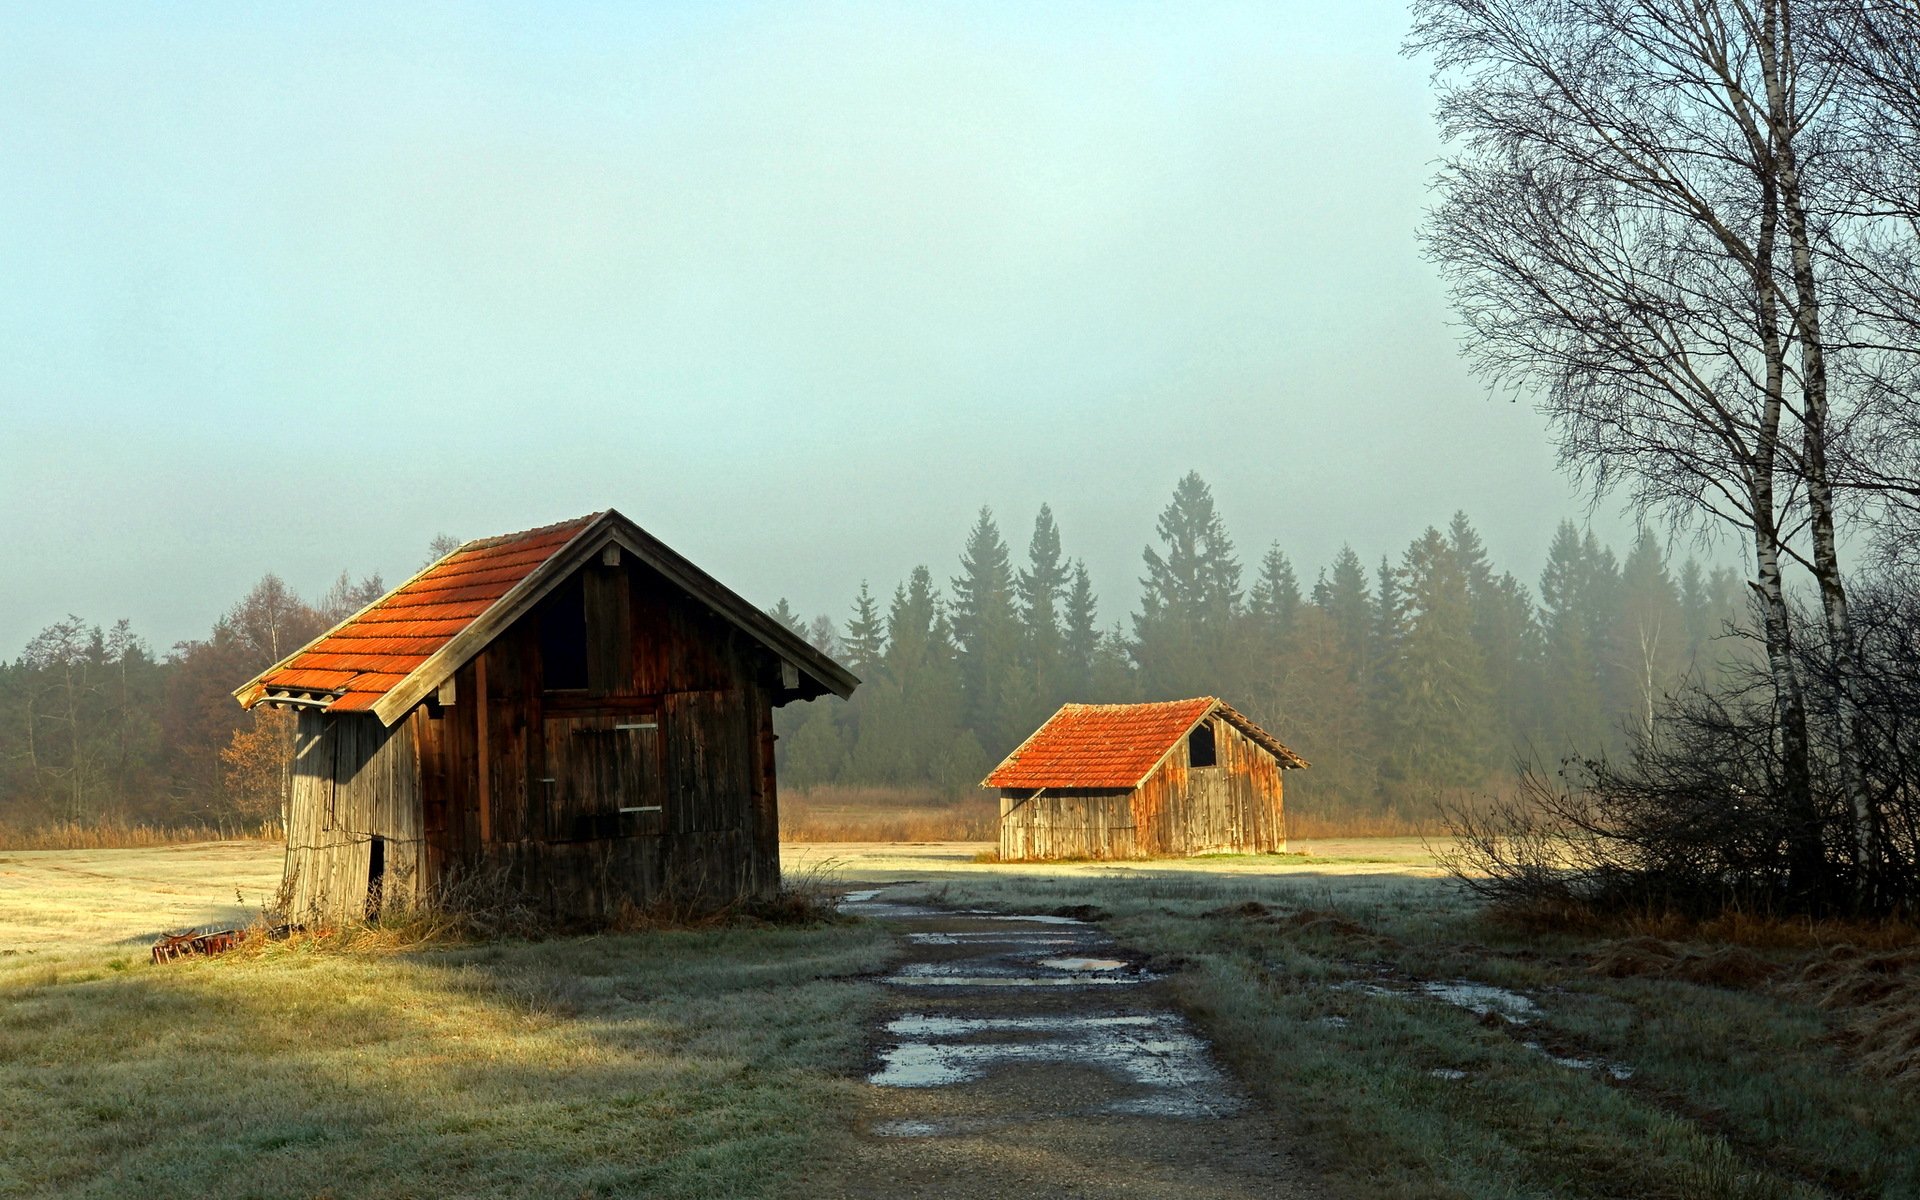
888;1013;1162;1038
906;931;1082;947
883;972;1142;988
1040;957;1128;972
851;886;1236;1132
884;958;1144;988
869;1011;1241;1119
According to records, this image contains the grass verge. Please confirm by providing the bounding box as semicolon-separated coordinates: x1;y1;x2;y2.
901;870;1918;1200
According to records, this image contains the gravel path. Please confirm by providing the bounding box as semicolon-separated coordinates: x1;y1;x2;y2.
806;883;1323;1199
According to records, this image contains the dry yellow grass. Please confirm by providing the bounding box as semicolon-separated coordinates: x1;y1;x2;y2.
0;841;284;958
779;786;996;842
0;821;278;850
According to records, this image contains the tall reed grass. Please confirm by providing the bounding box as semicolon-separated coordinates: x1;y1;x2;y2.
0;821;279;851
779;786;996;842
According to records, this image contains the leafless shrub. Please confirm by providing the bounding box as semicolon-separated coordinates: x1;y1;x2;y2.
1445;579;1920;918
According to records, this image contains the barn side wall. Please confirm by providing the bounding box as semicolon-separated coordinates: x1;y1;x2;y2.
282;710;425;926
997;789;1139;861
1134;716;1286;855
413;553;784;919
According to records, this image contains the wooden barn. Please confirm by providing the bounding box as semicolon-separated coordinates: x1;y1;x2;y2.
235;510;857;924
984;697;1307;861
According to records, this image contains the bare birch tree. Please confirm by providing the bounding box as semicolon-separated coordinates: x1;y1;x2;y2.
1409;0;1875;899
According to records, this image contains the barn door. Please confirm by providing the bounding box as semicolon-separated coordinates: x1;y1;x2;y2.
1188;764;1237;853
539;714;665;840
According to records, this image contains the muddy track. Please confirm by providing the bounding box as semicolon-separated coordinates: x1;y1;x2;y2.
804;884;1323;1200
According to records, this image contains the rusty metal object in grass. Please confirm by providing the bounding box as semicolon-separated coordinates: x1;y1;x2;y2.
150;928;246;964
150;923;295;964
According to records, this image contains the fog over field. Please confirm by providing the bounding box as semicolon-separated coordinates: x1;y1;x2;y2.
0;1;1624;655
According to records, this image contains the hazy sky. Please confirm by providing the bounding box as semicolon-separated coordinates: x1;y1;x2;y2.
0;1;1637;656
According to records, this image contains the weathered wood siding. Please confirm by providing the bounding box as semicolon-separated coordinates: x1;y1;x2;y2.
282;710;424;925
998;789;1137;860
413;554;784;918
996;713;1286;861
1133;716;1286;855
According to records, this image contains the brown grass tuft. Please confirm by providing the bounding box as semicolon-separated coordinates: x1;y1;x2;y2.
1585;936;1776;989
0;821;279;850
1784;944;1920;1087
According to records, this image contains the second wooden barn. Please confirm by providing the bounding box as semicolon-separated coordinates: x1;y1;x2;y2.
235;510;857;925
984;697;1307;861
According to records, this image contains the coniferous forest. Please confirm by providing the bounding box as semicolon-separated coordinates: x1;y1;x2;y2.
768;471;1748;823
0;472;1749;834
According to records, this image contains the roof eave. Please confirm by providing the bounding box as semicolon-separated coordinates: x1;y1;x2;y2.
368;510;858;726
231;540;475;712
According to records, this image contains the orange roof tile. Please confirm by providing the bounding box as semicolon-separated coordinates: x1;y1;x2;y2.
983;697;1306;789
236;507;861;724
238;514;600;711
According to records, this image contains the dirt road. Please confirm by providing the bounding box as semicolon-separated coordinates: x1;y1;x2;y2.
808;883;1323;1199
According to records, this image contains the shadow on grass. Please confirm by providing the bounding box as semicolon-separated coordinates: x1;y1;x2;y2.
0;922;893;1200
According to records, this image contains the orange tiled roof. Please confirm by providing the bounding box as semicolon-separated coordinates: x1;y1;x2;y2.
983;697;1306;789
238;514;599;714
984;698;1218;789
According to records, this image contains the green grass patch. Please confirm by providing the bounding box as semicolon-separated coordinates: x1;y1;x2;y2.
0;922;892;1199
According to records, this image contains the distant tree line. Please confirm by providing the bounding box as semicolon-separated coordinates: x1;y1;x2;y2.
0;482;1760;834
769;470;1750;819
0;570;391;831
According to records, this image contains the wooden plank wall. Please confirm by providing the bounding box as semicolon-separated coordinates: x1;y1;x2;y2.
281;711;424;925
410;555;785;919
1133;717;1285;855
998;789;1138;860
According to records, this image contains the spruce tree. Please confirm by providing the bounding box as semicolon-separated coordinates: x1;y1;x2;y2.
1385;527;1495;790
1016;505;1071;710
1313;545;1373;675
1579;529;1628;741
1539;521;1607;753
1062;560;1099;700
949;507;1022;751
1134;471;1242;697
842;582;886;677
768;598;808;639
1373;555;1403;676
882;567;964;781
1249;544;1302;638
1448;511;1540;755
805;615;841;661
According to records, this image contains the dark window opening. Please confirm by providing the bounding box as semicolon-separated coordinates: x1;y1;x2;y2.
1189;722;1217;768
540;573;589;690
365;836;386;920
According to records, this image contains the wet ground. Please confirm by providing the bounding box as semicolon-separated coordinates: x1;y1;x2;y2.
806;884;1322;1199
